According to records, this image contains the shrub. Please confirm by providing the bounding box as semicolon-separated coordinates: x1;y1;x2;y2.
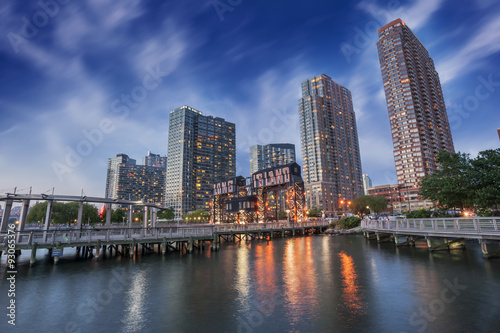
335;216;361;229
405;209;432;219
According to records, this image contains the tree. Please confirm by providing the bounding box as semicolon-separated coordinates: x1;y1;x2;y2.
278;211;288;219
307;207;322;217
158;207;175;220
182;209;210;223
351;195;372;216
111;209;126;223
370;196;388;214
419;151;475;211
27;202;99;225
470;149;500;209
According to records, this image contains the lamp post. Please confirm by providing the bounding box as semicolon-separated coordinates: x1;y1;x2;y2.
286;209;290;227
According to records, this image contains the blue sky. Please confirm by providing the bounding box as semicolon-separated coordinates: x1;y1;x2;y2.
1;0;499;198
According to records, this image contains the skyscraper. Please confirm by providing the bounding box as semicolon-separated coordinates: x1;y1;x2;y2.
105;153;165;212
166;105;236;218
298;74;364;216
377;19;454;191
249;143;296;174
362;174;372;195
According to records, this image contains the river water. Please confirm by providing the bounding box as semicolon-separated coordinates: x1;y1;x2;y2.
1;234;499;333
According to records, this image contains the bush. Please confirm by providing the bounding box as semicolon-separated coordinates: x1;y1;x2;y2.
405;209;432;219
333;216;361;229
476;208;493;217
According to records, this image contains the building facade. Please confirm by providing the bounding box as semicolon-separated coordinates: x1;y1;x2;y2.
105;153;165;212
298;74;364;216
249;143;296;174
143;151;167;169
105;153;136;200
362;174;372;195
166;105;236;218
377;19;454;209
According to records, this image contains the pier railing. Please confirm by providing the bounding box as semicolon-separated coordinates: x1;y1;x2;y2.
1;220;329;247
361;217;500;238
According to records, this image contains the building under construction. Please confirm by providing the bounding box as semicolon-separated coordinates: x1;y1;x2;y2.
211;163;306;223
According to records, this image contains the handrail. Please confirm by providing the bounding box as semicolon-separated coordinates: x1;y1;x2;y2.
0;221;329;247
361;217;500;237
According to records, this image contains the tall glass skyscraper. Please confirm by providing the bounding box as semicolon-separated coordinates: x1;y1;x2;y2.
298;74;363;216
166;105;236;218
249;143;296;174
377;19;454;206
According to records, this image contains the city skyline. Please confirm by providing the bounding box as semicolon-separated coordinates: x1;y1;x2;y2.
1;0;499;198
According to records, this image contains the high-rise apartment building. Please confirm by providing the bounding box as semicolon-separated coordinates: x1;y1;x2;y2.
377;19;454;189
105;153;165;211
166;105;236;218
143;151;167;169
362;174;372;195
249;143;296;174
105;153;136;199
298;74;364;216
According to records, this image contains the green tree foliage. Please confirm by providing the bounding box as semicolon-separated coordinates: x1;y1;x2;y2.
27;202;99;224
111;209;126;223
405;209;432;218
278;211;288;219
419;151;474;211
470;149;500;209
307;206;322;217
370;196;388;214
182;209;210;222
331;216;361;229
419;149;500;211
351;195;387;216
158;207;175;220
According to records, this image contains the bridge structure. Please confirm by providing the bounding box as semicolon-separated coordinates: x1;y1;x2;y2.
0;193;164;235
361;217;500;258
211;163;306;224
1;215;328;266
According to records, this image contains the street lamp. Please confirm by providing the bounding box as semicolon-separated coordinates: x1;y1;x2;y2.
286;209;290;227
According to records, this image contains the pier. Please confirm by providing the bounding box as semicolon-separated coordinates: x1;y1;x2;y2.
361;217;500;258
0;221;329;265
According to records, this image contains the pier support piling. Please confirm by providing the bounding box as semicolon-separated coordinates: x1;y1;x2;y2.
30;243;37;266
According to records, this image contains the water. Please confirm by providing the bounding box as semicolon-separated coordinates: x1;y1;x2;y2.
1;235;500;333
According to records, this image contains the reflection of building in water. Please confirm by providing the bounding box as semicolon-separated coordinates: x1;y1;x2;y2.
338;251;365;314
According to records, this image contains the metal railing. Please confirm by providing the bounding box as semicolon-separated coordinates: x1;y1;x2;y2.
361;217;500;236
1;220;329;247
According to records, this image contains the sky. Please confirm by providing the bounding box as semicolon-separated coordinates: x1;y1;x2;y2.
0;0;499;199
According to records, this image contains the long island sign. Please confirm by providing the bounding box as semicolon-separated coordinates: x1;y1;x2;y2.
252;165;292;188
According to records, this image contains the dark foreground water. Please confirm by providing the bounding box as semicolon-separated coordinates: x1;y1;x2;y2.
1;235;500;333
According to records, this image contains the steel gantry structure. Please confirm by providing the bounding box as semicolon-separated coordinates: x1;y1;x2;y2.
211;163;306;224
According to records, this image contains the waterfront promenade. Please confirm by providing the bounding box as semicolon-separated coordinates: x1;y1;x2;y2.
0;221;329;265
361;217;500;258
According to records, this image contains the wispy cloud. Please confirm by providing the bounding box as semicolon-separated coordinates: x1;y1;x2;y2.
438;14;500;83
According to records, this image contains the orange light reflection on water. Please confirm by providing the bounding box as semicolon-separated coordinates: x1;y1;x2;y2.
283;238;318;319
338;251;365;315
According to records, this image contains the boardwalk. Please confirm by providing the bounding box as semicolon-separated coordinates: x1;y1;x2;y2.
0;221;329;265
361;217;500;258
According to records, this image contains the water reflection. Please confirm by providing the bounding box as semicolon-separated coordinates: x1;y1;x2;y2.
283;238;319;322
338;251;364;316
235;243;250;309
122;270;147;332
